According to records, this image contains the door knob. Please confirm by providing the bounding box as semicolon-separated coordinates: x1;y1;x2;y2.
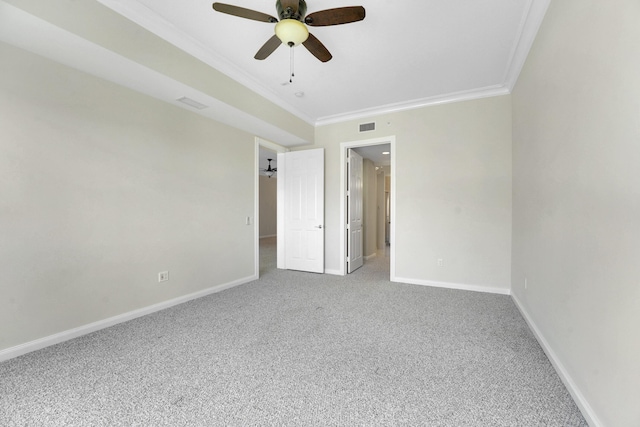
315;225;323;229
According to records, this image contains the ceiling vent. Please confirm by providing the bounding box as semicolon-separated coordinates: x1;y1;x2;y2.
359;122;376;132
177;96;208;110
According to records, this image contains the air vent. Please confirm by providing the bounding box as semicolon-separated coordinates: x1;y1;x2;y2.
359;122;376;132
177;96;208;110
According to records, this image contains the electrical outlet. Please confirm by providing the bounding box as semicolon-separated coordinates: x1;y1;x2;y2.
437;258;444;267
158;271;169;282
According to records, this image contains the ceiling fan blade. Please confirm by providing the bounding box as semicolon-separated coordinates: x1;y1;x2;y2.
212;3;278;23
255;35;282;60
303;33;332;62
304;6;365;26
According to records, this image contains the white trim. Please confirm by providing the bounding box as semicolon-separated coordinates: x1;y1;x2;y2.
389;144;396;282
0;3;309;148
95;0;315;127
96;0;549;128
393;276;511;296
253;139;260;279
257;137;288;154
511;294;603;427
364;253;377;261
317;86;509;126
276;152;286;270
51;1;545;133
339;136;396;278
500;0;534;86
0;275;256;363
503;0;551;90
324;269;342;276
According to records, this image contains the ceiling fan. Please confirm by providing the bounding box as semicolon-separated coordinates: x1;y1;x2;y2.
261;158;277;178
212;1;366;63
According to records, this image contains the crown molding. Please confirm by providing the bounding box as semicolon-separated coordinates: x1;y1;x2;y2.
315;0;551;127
93;0;549;129
503;0;551;91
97;0;550;128
0;2;309;146
315;85;511;127
96;0;316;126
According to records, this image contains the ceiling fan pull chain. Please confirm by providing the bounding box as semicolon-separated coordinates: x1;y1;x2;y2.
289;44;295;83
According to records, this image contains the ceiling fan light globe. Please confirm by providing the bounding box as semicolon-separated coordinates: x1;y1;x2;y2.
275;19;309;46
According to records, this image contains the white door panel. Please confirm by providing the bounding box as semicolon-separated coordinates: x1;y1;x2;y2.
347;149;363;273
284;149;324;273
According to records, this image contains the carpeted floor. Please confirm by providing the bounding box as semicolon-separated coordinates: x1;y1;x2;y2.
0;238;587;426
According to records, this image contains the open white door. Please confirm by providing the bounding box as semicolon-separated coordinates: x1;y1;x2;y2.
284;149;324;273
347;149;363;273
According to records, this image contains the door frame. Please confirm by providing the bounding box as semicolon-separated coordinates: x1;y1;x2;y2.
254;137;287;278
339;135;396;279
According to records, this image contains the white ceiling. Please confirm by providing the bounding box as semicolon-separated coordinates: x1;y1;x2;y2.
96;0;549;125
1;0;550;146
352;144;391;166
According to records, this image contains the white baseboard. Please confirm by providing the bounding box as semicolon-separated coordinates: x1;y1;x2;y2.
0;274;257;363
364;253;377;260
392;276;510;295
324;268;342;276
511;294;601;427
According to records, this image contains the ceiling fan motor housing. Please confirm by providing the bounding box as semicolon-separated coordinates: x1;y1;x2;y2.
212;1;364;62
276;0;307;21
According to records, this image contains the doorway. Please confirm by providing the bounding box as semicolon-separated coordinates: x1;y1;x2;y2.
258;145;278;275
340;136;396;279
255;138;286;278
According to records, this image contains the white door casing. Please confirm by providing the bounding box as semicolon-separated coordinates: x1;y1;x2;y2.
339;136;396;279
283;149;324;273
347;149;364;273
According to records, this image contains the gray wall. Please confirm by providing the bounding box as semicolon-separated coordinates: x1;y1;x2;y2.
259;175;277;237
0;42;256;352
4;1;635;422
511;0;640;425
2;0;314;145
313;95;512;291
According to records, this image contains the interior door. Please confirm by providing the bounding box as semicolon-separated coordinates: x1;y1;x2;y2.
347;149;363;273
284;149;324;273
